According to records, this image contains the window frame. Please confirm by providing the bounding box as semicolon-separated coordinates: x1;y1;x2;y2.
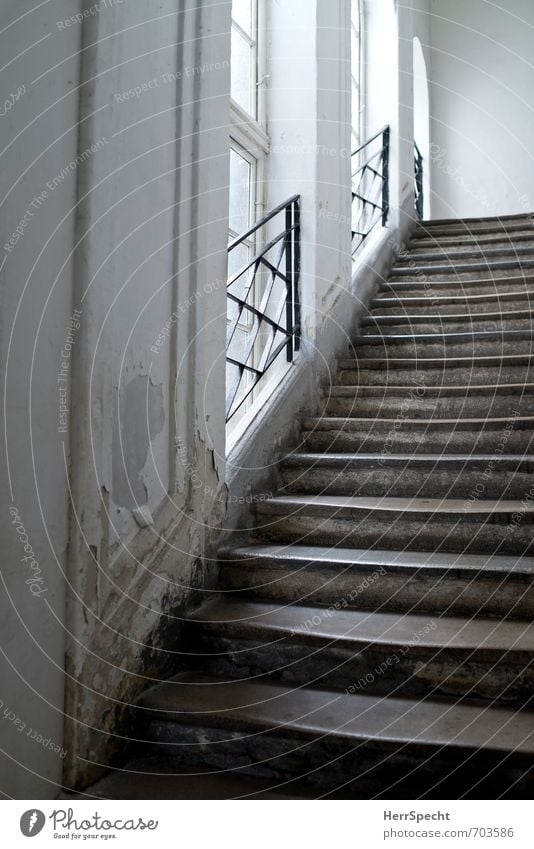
227;0;271;424
351;0;363;152
230;0;269;217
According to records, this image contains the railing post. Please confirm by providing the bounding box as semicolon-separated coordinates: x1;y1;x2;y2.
293;199;301;351
415;144;424;220
285;203;294;362
381;126;390;227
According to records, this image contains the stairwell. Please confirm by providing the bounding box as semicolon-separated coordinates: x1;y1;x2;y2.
91;214;534;799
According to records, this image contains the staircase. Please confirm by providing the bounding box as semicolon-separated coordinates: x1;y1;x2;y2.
95;214;534;799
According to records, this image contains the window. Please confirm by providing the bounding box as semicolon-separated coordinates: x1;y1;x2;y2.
231;0;258;118
227;0;270;424
229;0;268;216
351;0;362;151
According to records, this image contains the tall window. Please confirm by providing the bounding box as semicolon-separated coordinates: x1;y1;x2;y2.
229;0;268;240
351;0;362;151
227;0;269;424
231;0;259;119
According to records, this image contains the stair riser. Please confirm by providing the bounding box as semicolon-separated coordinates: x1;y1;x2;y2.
390;263;534;279
338;365;534;385
369;298;534;315
255;510;534;556
396;249;534;265
382;281;534;295
409;236;534;251
362;318;534;333
415;222;534;238
301;430;534;455
324;396;534;418
190;632;534;705
142;721;533;798
220;563;534;619
279;468;533;499
355;339;534;358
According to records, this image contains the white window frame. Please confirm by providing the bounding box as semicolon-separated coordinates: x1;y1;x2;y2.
230;0;269;222
351;0;363;152
227;0;271;425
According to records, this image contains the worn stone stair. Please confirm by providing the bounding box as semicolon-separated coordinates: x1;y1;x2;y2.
132;215;534;799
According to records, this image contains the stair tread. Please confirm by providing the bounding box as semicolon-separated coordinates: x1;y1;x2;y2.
338;354;534;366
383;275;534;287
396;247;534;263
357;328;534;341
418;213;533;226
190;598;534;653
364;310;534;322
261;494;534;515
284;452;534;465
138;673;534;755
391;260;534;275
411;237;534;251
219;543;534;575
304;416;534;422
372;292;534;305
328;383;534;395
75;758;311;800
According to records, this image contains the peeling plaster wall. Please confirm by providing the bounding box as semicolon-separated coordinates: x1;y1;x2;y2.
112;376;165;510
0;0;83;799
63;0;230;792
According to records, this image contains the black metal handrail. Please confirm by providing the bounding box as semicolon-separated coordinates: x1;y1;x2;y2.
414;141;424;221
226;195;300;422
352;125;390;254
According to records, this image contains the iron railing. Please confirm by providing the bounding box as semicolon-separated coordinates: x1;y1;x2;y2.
352;125;390;254
226;195;301;422
414;141;424;220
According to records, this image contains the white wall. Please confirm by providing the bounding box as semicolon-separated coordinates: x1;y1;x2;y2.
0;0;82;798
64;0;231;792
0;0;231;798
429;0;534;218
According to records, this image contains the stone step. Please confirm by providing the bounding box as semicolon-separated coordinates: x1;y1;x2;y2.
413;218;534;240
418;213;533;227
187;598;534;703
371;290;534;311
409;232;534;251
383;274;534;291
279;453;534;499
392;257;534;286
337;354;534;384
255;495;534;555
323;388;534;418
362;308;534;330
74;757;312;800
396;245;534;265
218;544;534;618
137;672;534;797
353;330;534;359
301;416;534;455
336;366;534;387
328;382;534;397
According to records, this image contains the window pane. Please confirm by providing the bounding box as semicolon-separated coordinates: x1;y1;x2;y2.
231;26;254;115
229;148;252;236
232;0;252;36
351;0;360;150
